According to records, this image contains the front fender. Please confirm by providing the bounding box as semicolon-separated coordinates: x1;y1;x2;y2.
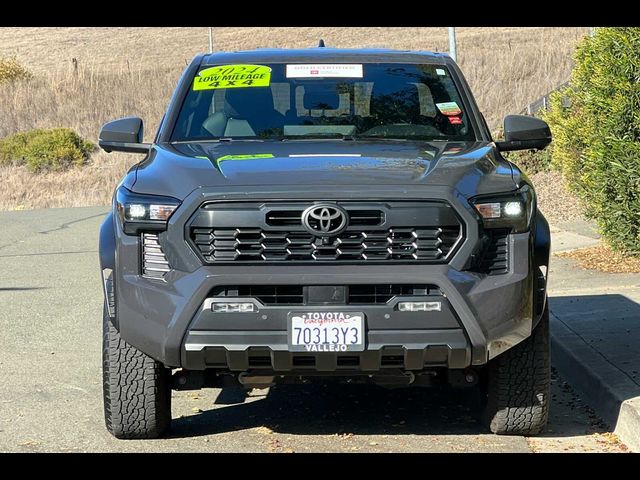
99;212;116;271
99;212;117;326
532;209;550;326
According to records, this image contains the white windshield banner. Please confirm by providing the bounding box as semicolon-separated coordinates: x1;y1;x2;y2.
286;64;363;78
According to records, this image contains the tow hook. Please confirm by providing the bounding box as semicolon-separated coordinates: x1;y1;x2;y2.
172;370;204;390
448;368;479;388
238;372;276;389
464;369;478;385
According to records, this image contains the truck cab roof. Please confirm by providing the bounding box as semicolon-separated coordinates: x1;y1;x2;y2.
201;47;453;66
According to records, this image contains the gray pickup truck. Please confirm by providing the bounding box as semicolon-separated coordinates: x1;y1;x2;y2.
98;47;552;439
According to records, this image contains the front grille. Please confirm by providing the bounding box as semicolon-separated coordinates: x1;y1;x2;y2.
193;227;460;263
141;233;170;280
211;284;441;306
478;231;509;275
189;201;462;264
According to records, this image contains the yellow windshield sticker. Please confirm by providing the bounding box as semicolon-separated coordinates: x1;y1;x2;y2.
193;65;272;91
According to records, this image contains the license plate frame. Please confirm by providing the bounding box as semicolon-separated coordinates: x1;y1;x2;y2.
287;311;365;352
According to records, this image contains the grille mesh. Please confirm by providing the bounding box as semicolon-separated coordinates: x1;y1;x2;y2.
190;201;462;264
193;227;459;263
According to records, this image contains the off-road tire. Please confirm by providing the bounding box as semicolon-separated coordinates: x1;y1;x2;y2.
481;304;550;435
102;305;172;439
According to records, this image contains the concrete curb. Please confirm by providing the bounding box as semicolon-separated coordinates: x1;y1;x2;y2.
550;311;640;452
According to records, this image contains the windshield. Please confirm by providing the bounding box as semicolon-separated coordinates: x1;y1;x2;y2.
171;62;476;142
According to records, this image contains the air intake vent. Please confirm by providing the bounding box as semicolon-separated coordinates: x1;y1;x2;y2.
212;285;304;305
348;284;439;304
266;210;302;226
478;231;509;275
142;233;170;280
210;284;441;306
348;210;384;226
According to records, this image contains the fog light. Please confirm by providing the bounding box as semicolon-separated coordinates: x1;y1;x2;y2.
398;301;441;312
212;302;255;313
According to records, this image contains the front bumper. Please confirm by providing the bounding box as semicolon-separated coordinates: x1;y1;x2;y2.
114;235;533;370
111;185;536;371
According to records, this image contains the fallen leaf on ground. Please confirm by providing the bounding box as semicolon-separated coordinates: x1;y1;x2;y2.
556;244;640;273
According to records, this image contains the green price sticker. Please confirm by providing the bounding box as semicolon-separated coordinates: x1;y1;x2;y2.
193;64;272;91
215;154;274;166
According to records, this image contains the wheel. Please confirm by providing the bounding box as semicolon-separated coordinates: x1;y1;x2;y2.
481;303;550;435
102;304;172;439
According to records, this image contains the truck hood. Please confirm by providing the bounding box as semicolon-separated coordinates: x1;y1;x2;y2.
131;140;517;200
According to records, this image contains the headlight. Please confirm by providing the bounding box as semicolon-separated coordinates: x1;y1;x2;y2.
115;186;181;235
471;185;534;233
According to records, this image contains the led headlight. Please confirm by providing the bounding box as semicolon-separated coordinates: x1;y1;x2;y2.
115;186;181;235
471;185;534;233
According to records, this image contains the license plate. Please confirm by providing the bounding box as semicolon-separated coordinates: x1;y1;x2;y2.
288;311;365;352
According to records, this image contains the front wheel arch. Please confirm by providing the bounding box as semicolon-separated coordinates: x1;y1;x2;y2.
99;212;117;328
532;209;550;327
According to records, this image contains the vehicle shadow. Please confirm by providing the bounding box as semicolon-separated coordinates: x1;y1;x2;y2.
169;383;483;438
167;368;608;439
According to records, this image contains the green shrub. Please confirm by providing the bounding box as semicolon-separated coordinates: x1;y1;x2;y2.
0;128;96;172
0;57;32;83
503;141;553;176
543;28;640;255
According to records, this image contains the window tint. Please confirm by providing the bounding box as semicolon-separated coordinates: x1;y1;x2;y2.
172;63;476;142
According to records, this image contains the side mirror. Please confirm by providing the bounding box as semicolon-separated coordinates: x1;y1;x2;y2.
495;115;552;152
99;117;151;154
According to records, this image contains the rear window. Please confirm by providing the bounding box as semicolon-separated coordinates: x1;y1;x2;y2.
171;63;476;142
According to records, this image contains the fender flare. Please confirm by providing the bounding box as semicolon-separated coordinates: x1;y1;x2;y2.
99;212;118;328
99;212;116;271
532;209;550;326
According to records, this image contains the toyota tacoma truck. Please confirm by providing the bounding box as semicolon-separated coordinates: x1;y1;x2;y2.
98;47;552;439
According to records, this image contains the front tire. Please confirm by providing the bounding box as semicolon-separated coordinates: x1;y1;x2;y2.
481;304;550;435
102;306;172;439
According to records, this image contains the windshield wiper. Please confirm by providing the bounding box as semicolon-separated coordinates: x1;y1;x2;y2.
171;137;265;144
354;135;410;141
278;134;356;141
355;135;454;142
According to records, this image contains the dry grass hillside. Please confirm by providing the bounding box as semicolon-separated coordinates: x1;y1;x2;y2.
0;27;589;210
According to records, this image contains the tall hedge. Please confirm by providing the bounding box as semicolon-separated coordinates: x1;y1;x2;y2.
544;28;640;255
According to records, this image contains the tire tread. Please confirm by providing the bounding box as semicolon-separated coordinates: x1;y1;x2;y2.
102;307;171;439
483;306;550;435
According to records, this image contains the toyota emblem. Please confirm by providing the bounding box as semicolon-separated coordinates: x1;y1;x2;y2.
302;204;349;236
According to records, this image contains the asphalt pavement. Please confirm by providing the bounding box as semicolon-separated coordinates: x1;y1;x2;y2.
0;207;628;452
